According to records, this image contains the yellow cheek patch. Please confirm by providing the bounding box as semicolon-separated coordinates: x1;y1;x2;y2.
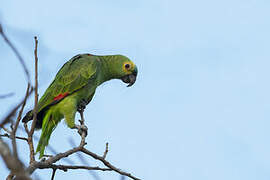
123;61;135;73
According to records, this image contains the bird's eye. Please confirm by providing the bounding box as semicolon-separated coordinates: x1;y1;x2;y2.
125;63;131;69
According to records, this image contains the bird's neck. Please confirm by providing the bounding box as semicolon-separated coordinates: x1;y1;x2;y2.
98;55;118;85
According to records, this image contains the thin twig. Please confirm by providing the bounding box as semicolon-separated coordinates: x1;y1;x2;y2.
11;84;31;159
28;36;39;164
0;133;28;141
103;142;109;159
0;23;33;179
39;164;112;172
69;138;101;180
81;148;141;180
50;169;56;180
29;36;39;136
0;23;30;82
26;111;141;180
0;87;33;128
1;104;21;128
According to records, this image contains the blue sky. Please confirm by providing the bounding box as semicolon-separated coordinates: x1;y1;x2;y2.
1;0;270;179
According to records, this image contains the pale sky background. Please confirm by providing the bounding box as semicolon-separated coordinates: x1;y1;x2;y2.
1;0;270;180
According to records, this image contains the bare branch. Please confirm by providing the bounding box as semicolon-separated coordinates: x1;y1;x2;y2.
0;23;30;82
81;148;141;180
0;23;33;129
39;164;112;172
26;146;82;174
0;103;21;128
26;36;39;164
25;110;141;180
25;120;35;165
69;138;101;180
29;36;39;136
0;87;33;128
11;84;31;159
0;24;35;180
0;138;30;179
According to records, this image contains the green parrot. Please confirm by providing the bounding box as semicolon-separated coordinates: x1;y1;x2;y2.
22;54;138;158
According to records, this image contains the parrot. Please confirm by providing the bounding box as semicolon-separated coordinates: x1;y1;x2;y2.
22;54;138;158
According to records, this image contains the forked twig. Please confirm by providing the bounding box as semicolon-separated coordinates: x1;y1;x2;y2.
26;111;141;180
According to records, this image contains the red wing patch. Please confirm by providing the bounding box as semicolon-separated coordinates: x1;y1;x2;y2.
53;92;69;101
87;54;93;56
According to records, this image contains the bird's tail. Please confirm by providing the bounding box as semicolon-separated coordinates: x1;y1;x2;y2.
36;109;59;159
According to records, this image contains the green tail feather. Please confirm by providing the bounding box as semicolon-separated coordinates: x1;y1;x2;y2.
36;109;59;159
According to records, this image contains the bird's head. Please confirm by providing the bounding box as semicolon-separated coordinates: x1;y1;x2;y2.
110;55;138;87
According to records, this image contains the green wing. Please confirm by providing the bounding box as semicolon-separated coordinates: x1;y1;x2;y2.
37;54;98;113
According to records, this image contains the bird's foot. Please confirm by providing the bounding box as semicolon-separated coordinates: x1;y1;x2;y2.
74;124;88;137
77;99;88;112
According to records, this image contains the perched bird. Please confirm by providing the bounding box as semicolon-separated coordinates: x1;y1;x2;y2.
22;54;138;158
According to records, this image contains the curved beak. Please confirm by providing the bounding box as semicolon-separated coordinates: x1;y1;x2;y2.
121;67;138;87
